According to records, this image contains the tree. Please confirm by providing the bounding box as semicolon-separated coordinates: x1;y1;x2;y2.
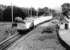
28;8;37;16
38;8;44;16
42;7;50;16
0;4;7;21
2;6;28;21
61;3;70;12
2;6;12;21
61;3;70;18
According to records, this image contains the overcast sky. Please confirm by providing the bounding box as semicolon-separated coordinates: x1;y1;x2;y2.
0;0;70;10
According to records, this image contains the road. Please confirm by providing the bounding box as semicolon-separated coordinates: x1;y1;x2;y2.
7;23;65;50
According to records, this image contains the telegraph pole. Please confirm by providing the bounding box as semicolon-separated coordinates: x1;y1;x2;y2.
11;1;13;24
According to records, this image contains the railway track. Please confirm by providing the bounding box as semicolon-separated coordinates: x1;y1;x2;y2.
0;33;21;50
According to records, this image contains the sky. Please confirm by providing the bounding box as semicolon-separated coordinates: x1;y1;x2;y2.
0;0;70;10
